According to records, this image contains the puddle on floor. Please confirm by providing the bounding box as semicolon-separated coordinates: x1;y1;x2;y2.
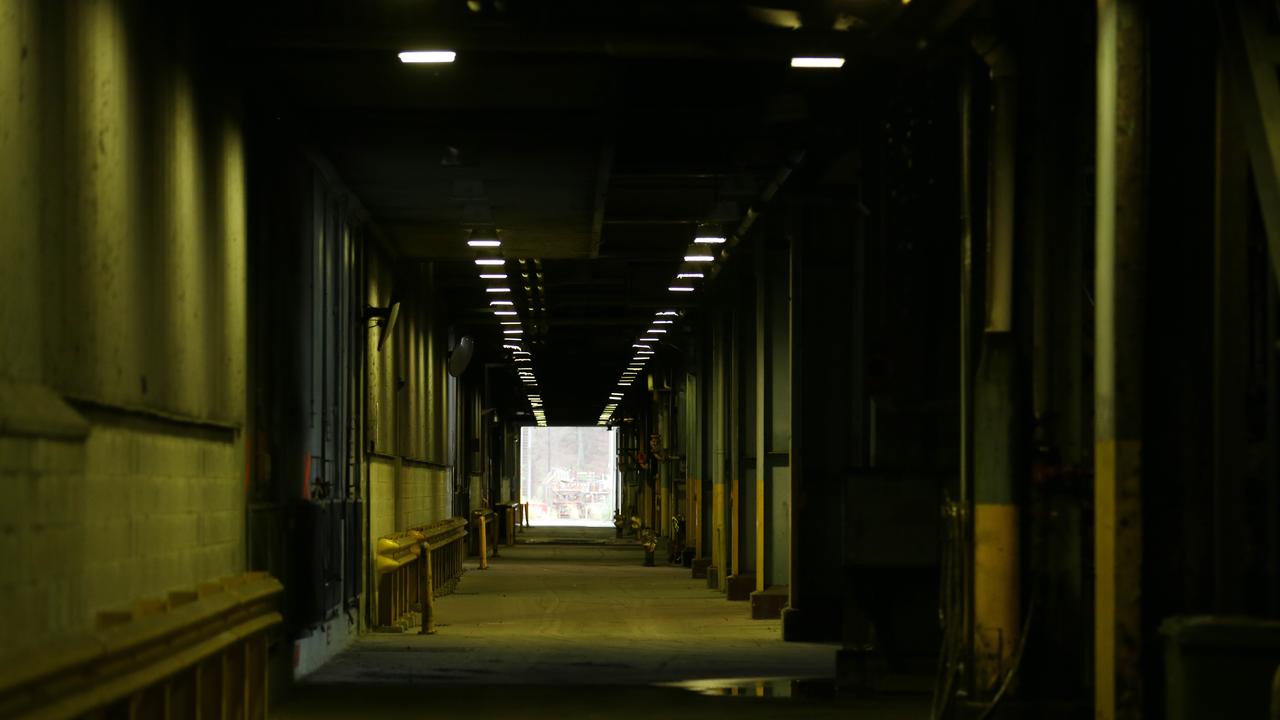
657;677;835;699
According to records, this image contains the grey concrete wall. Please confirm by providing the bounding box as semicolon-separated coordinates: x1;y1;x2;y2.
0;0;246;655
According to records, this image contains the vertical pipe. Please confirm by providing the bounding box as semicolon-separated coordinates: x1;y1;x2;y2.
971;35;1020;693
729;300;741;582
1212;54;1249;612
755;228;769;594
477;513;488;570
958;60;976;691
1094;0;1146;717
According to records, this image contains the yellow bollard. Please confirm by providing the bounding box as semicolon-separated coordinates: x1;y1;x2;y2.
477;513;489;570
419;540;436;635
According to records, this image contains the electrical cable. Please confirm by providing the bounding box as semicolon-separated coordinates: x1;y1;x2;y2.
931;496;967;720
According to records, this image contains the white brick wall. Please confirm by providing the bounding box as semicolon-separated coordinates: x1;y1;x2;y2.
0;424;244;657
369;457;396;543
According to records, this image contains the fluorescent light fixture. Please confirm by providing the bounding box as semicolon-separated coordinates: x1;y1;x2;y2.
494;310;517;316
694;236;727;244
480;273;508;279
515;357;531;362
639;337;658;342
503;344;521;350
468;239;501;248
513;350;530;356
648;328;667;334
486;287;512;293
654;319;673;324
475;258;505;266
636;350;654;355
683;254;715;263
791;56;845;68
501;321;521;325
504;329;523;334
656;311;678;316
399;50;456;63
670;285;695;292
632;343;651;349
490;300;514;306
676;272;705;279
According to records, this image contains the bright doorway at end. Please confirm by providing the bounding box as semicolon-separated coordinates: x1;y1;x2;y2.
520;426;617;527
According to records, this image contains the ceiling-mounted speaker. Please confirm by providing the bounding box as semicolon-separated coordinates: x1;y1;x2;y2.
448;336;475;377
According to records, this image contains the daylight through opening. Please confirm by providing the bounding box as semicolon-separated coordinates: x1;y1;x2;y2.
520;427;617;527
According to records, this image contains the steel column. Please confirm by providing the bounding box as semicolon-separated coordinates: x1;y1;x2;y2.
971;35;1021;693
1094;1;1147;717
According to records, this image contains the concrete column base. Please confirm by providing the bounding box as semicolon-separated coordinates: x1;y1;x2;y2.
781;604;843;642
706;565;721;589
691;558;711;579
725;573;755;601
835;647;888;696
749;585;789;619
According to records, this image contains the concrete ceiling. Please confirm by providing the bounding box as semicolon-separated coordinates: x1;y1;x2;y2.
238;0;928;424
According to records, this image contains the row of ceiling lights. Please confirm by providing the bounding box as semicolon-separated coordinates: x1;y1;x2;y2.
400;52;845;69
470;230;548;427
596;226;725;426
597;310;681;427
409;47;830;428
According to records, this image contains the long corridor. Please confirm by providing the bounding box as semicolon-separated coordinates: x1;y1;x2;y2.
278;533;930;719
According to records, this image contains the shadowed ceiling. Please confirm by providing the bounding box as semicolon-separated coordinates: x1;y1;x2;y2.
237;0;949;424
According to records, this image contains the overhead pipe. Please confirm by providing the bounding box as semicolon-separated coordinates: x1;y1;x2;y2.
709;150;807;280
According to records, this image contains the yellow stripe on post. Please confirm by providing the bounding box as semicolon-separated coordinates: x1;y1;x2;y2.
1095;438;1143;719
974;503;1020;689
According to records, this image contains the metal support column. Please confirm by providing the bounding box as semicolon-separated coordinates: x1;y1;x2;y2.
708;311;728;590
748;224;792;617
971;34;1021;694
1094;1;1147;717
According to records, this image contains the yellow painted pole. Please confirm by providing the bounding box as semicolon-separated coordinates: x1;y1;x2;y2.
477;514;489;570
419;541;436;635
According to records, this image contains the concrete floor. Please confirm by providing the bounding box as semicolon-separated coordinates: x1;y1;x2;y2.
277;531;931;719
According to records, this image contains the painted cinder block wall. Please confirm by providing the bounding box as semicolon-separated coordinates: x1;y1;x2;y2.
365;255;453;546
0;0;246;656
